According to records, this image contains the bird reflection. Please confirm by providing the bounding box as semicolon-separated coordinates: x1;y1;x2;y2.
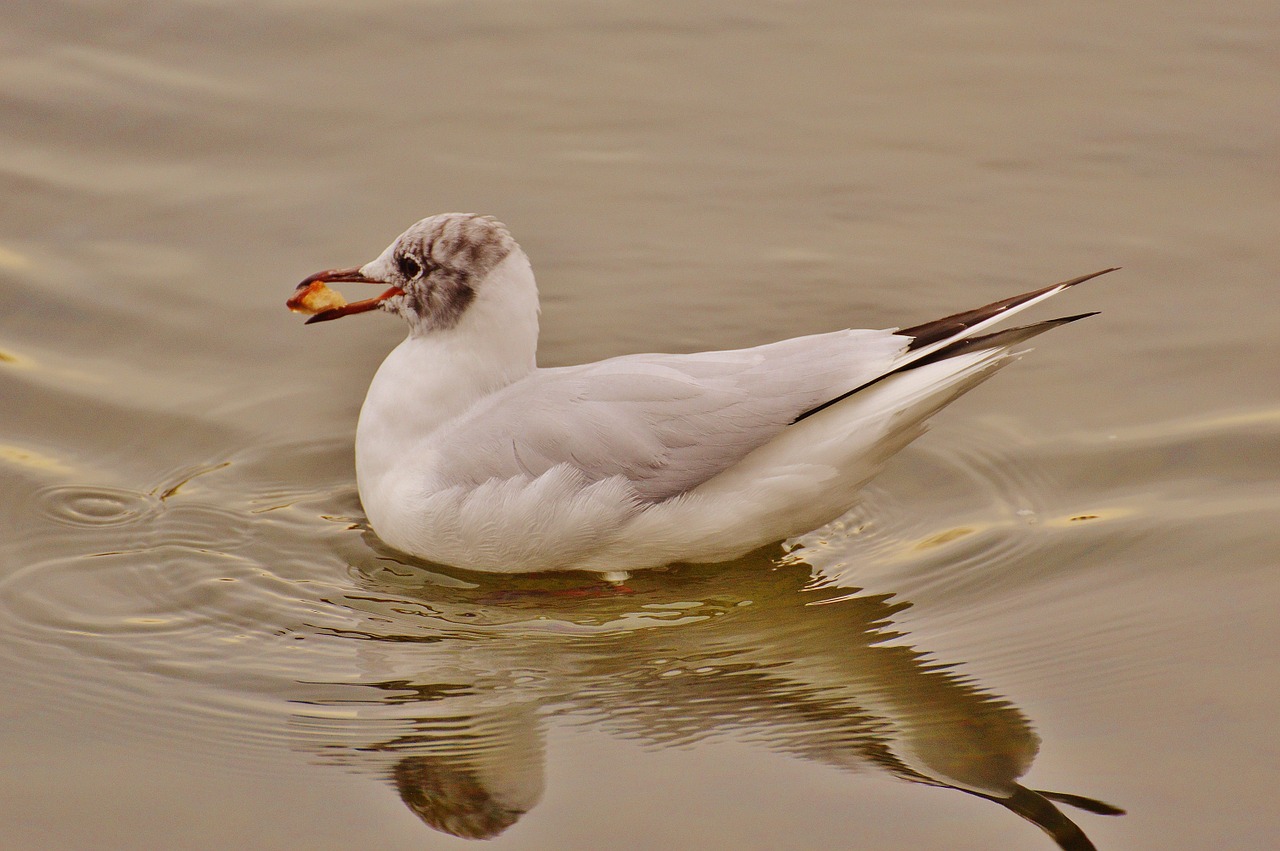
293;541;1122;849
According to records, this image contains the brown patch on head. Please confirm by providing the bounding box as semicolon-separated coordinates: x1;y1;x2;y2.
421;215;514;273
395;214;516;331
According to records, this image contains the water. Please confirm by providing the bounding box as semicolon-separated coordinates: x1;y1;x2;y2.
1;2;1277;849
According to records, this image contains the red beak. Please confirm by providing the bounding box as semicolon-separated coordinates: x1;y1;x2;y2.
288;266;404;325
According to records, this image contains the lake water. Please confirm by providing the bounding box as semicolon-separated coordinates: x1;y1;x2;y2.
1;2;1276;849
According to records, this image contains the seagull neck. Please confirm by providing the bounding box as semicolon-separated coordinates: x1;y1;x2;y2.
378;327;535;419
392;251;540;411
356;250;540;510
356;252;540;458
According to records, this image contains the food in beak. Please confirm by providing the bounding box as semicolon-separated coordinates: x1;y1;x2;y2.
287;280;348;315
288;267;403;324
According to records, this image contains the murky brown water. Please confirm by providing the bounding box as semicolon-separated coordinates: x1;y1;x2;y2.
2;2;1277;849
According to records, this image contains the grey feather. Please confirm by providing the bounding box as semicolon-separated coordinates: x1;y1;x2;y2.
428;330;906;502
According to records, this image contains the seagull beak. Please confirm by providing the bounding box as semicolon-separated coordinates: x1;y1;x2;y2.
288;266;404;325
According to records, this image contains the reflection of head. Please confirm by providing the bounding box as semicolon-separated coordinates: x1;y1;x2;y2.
393;757;526;840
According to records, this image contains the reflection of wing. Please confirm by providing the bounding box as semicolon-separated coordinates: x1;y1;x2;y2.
572;582;1043;796
428;330;906;501
299;556;1122;848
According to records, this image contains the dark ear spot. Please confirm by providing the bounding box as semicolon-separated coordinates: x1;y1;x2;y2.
427;269;477;329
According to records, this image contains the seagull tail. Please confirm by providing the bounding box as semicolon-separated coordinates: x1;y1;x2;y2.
794;268;1115;425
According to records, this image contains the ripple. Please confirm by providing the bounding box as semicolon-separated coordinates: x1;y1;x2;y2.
0;449;378;765
34;484;159;528
4;411;1271;793
796;411;1280;625
151;501;256;551
3;547;308;652
789;425;1080;601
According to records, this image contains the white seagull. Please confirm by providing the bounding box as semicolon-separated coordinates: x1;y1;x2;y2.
289;213;1113;575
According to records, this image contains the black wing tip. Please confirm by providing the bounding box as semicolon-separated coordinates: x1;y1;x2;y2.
1049;310;1101;325
898;311;1097;369
790;271;1114;426
901;267;1118;351
1058;267;1121;289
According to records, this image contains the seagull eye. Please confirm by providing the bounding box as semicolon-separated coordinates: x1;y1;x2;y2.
396;254;424;280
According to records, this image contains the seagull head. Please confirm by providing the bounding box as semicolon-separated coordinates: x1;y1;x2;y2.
290;213;518;331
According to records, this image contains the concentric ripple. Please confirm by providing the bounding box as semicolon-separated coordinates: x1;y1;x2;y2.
34;484;160;528
789;420;1133;606
0;445;372;762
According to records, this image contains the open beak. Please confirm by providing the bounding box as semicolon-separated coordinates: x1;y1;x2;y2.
288;266;404;325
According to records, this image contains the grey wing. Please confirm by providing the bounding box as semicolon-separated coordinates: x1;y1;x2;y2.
428;329;907;501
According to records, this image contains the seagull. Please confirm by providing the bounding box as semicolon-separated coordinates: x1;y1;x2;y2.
289;213;1114;575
